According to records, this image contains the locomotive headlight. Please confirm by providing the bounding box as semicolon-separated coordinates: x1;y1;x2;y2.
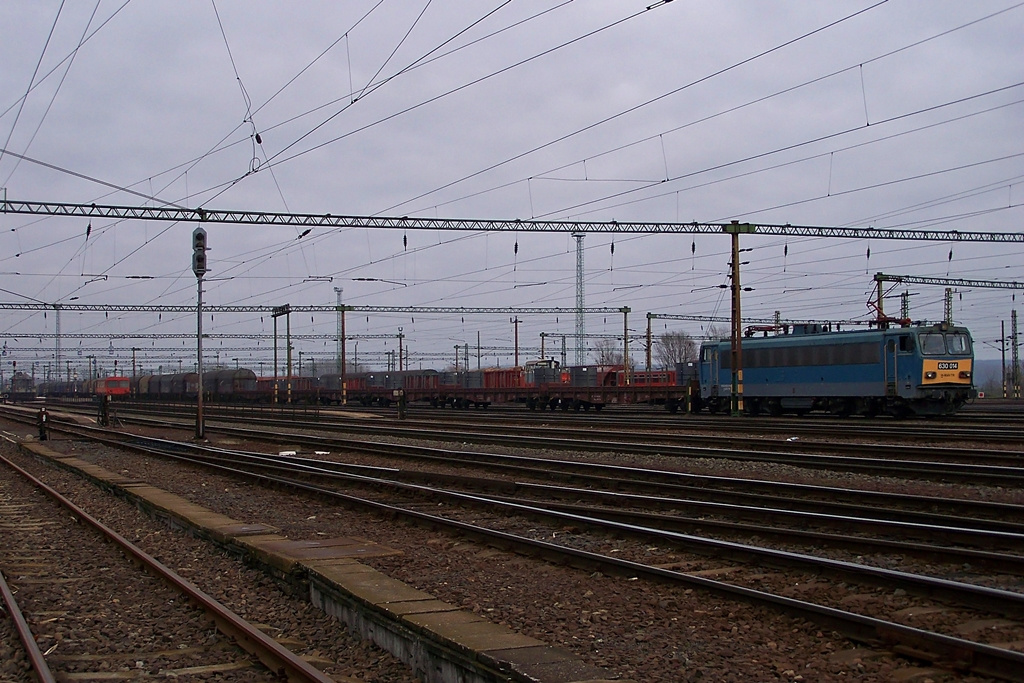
959;370;971;379
925;371;937;379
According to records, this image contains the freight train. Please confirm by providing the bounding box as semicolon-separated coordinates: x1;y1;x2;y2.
35;376;132;399
27;322;976;417
122;361;693;412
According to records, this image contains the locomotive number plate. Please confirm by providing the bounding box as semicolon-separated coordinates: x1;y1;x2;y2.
937;362;959;370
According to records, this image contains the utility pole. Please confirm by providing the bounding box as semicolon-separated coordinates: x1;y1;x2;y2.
1013;309;1020;399
725;221;754;416
398;328;404;372
334;287;344;375
512;316;521;367
271;305;291;403
645;313;652;373
621;307;631;385
54;303;62;379
1002;320;1007;399
335;287;348;404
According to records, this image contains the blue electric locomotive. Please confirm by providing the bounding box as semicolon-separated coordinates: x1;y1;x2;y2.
698;322;975;417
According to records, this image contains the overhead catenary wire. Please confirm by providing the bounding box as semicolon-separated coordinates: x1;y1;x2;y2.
252;3;672;179
2;5;1020;362
381;0;892;216
1;0;102;187
0;0;66;171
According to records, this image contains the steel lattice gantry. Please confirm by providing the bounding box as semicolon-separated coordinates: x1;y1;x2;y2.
4;200;1024;241
0;303;625;315
871;272;1024;324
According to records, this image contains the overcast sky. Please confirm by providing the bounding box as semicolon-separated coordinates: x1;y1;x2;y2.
1;0;1022;374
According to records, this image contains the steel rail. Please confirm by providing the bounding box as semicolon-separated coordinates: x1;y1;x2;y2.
42;427;1024;682
347;408;1024;446
181;409;1024;486
480;492;1024;574
0;568;57;683
114;399;1024;449
299;409;1024;462
52;425;1024;619
116;433;1024;570
111;428;1024;558
23;403;1024;532
0;452;335;683
10;403;1023;531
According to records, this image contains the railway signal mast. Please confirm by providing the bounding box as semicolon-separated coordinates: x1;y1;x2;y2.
192;226;208;439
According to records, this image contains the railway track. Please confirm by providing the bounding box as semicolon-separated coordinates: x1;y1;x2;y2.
360;405;1024;445
84;402;1024;485
0;445;334;683
13;412;1024;680
26;396;1024;444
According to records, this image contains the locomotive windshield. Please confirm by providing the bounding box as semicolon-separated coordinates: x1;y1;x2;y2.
919;331;972;356
945;332;971;355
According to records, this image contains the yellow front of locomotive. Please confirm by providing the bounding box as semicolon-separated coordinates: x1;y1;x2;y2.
914;324;975;415
921;357;973;386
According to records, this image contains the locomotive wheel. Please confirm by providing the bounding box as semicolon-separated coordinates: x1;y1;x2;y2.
829;398;853;417
863;399;880;418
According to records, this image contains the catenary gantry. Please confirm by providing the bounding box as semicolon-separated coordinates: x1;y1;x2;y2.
3;199;1023;241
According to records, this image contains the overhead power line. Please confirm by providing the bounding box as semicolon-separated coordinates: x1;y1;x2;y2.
3;201;1021;242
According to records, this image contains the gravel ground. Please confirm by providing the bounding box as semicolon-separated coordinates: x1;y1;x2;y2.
7;414;1009;683
0;434;421;683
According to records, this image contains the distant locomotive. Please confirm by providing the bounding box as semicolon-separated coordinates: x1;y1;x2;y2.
698;322;975;417
7;371;38;402
38;376;131;399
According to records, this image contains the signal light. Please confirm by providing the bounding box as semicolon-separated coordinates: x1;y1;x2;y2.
192;227;208;277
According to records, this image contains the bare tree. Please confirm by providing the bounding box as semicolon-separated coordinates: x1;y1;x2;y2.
654;331;697;370
590;339;623;365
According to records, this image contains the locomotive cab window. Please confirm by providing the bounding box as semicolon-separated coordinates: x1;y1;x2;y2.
946;332;971;355
919;332;947;355
898;335;914;353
